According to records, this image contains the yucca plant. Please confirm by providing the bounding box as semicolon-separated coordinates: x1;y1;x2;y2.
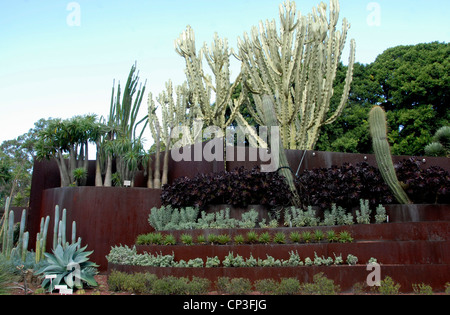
37;243;98;292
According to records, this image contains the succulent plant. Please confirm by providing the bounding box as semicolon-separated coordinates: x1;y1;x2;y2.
37;243;98;292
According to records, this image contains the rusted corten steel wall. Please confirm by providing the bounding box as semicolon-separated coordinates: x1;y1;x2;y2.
28;145;449;271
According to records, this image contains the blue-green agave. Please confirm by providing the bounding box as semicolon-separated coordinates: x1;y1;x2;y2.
37;243;98;292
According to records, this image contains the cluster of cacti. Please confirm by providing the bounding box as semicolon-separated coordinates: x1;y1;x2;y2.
1;198;29;261
235;0;355;150
51;205;81;251
143;0;355;180
1;201;81;265
368;106;411;204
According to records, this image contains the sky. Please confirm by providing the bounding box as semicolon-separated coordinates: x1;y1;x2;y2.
0;0;449;153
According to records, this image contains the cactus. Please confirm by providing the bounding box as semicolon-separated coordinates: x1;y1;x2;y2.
369;105;411;204
1;197;11;255
6;210;14;259
53;205;59;250
261;95;301;207
236;0;355;150
18;209;27;258
22;232;29;262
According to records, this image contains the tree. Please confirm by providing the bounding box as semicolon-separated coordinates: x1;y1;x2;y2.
103;63;148;187
0;118;51;207
370;41;449;119
317;42;449;156
35;115;103;187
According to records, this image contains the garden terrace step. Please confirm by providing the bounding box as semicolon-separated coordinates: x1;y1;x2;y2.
108;263;450;293
385;204;450;222
136;240;450;265
155;221;449;243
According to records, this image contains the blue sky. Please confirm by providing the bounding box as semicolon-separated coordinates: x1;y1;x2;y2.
0;0;449;149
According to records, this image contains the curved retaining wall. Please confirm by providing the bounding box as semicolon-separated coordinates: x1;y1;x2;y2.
38;187;161;271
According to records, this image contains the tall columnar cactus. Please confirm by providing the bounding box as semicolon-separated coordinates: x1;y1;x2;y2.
369;106;411;204
261;95;301;207
1;199;29;261
236;0;355;150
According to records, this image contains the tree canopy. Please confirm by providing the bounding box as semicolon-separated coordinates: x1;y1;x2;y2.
317;41;449;156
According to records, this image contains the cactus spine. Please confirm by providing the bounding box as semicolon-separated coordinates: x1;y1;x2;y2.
369;106;411;204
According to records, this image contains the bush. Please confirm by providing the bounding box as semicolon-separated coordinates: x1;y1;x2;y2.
299;273;340;295
108;272;210;295
395;158;449;204
216;277;252;295
295;159;450;211
295;162;394;211
161;166;292;209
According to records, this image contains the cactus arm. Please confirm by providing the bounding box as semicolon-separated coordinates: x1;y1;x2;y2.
6;211;14;258
261;95;301;207
369;106;411;204
53;205;59;250
22;232;29;262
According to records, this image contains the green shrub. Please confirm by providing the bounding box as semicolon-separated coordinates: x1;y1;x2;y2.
217;234;231;245
216;277;252;295
276;278;301;295
233;234;245;244
0;254;16;295
378;276;401;295
289;231;301;243
196;234;206;244
313;230;324;242
107;271;157;294
151;276;190;295
163;234;176;245
301;231;312;243
246;231;259;244
326;230;338;242
207;234;217;244
299;273;340;295
273;232;286;244
180;234;193;245
254;279;278;294
412;283;433;295
258;232;271;244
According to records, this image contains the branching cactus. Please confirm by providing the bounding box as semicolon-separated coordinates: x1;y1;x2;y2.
369;106;411;204
236;0;355;150
175;26;243;131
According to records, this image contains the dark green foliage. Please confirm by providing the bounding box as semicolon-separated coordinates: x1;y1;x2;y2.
295;162;394;211
317;42;449;156
295;158;449;210
161;166;292;209
395;158;450;204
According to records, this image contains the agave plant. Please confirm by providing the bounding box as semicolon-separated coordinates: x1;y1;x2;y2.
37;243;98;292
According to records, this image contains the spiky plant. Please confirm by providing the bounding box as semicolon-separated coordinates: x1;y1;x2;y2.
37;243;98;292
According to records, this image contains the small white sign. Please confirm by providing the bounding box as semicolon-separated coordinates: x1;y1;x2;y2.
124;180;131;187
